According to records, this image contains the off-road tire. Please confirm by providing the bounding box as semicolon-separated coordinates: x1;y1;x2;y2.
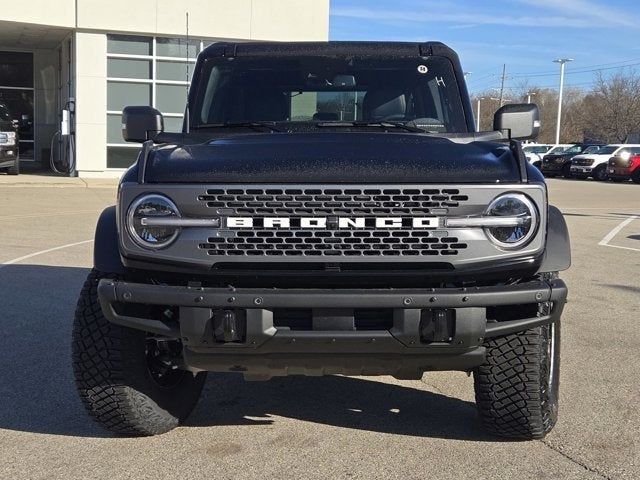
473;322;560;439
6;156;19;175
72;269;207;436
593;164;608;181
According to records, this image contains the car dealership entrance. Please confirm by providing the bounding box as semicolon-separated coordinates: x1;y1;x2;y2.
0;22;73;172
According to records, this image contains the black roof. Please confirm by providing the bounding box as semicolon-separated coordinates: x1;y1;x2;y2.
199;41;459;63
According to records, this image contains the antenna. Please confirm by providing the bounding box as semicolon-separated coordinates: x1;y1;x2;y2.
184;12;190;135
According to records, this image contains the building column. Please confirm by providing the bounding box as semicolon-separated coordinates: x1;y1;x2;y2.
74;31;109;177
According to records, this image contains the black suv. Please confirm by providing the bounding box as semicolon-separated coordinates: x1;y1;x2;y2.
0;102;19;175
72;42;570;439
541;143;603;178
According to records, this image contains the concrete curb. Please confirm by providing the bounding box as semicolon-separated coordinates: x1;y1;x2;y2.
0;174;118;188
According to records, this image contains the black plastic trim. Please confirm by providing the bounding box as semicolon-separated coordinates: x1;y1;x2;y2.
93;206;125;274
538;205;571;273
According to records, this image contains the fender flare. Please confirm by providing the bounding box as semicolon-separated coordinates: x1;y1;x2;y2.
538;205;571;273
93;206;126;274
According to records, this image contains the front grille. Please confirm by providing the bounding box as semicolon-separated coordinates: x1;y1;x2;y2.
198;187;469;215
197;187;470;257
199;230;468;257
573;158;594;166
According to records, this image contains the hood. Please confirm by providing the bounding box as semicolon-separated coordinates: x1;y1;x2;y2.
142;132;521;184
543;153;575;160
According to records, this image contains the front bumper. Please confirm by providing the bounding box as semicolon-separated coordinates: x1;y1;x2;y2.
542;162;565;173
97;278;567;379
607;166;630;179
570;165;593;174
0;145;17;166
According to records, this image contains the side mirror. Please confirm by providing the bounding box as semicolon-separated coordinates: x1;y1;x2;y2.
493;103;540;140
122;106;164;143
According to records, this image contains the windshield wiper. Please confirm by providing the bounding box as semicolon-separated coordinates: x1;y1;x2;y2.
316;121;425;133
192;121;283;132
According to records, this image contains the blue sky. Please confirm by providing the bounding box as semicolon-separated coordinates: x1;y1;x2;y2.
329;0;640;96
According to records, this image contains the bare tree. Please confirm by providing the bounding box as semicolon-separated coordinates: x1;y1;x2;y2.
578;70;640;143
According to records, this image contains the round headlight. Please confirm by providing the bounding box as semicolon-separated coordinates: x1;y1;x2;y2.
484;193;538;249
127;194;181;249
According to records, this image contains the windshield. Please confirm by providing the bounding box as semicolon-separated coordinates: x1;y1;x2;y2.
192;55;468;133
597;146;618;155
582;146;601;154
548;145;572;154
523;145;551;154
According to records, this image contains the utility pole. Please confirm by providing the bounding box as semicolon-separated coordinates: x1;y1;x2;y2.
498;64;506;107
553;58;574;144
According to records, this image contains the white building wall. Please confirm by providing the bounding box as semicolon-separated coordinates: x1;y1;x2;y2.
75;0;328;41
0;0;75;28
74;32;108;175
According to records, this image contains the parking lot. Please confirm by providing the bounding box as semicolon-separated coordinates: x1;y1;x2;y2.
0;176;638;480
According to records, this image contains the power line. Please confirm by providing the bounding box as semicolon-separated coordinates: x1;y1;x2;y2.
510;60;640;78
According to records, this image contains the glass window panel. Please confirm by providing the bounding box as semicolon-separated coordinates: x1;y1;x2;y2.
157;60;193;81
18;141;34;159
0;51;33;88
164;116;184;133
0;88;34;139
156;38;199;58
156;84;187;113
107;35;152;55
107;114;125;143
107;58;151;79
107;82;151;111
107;146;139;169
290;92;317;121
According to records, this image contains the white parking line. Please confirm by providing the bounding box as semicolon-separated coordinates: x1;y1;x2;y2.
0;239;94;271
598;215;639;252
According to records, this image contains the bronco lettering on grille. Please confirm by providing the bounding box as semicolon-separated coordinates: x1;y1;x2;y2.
226;217;440;229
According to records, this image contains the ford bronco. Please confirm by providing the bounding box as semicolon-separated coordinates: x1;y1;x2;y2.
72;41;570;439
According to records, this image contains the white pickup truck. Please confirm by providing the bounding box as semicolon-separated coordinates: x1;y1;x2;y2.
570;144;640;180
522;143;554;168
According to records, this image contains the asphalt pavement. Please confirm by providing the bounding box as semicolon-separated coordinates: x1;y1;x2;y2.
0;176;638;480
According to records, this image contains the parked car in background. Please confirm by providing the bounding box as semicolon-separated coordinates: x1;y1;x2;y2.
570;145;640;181
0;102;19;175
541;143;604;178
522;143;553;168
607;153;640;183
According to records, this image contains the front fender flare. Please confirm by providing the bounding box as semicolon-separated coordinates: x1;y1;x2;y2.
538;205;571;273
94;206;125;274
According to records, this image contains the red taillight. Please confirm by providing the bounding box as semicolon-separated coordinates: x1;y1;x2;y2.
630;155;640;173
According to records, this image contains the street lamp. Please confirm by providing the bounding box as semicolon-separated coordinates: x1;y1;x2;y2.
526;91;537;104
553;58;573;144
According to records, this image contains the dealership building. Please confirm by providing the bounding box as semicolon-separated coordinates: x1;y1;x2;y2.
0;0;329;177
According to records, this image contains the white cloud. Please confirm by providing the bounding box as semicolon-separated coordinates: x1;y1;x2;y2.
332;1;640;29
513;0;639;27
